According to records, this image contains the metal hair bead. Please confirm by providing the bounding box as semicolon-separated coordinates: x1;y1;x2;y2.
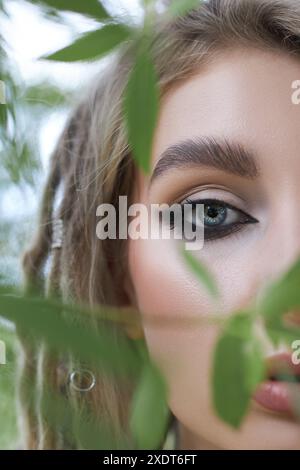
52;218;64;249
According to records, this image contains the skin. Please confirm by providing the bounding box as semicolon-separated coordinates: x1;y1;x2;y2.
127;47;300;449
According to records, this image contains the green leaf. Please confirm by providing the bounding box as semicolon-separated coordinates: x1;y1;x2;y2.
213;333;250;428
225;312;252;339
124;47;159;174
181;246;219;299
212;312;264;428
130;361;169;449
29;0;110;21
244;338;265;393
42;24;132;62
169;0;202;17
22;81;72;108
0;323;17;449
0;290;142;378
258;257;300;346
0;104;7;128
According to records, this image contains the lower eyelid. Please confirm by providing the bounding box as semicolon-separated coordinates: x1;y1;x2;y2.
191;215;258;243
170;198;259;244
204;222;251;243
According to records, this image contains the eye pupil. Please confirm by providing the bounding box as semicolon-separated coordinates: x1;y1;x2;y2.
206;205;219;218
204;204;227;226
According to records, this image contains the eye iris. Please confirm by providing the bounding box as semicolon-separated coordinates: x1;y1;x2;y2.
204;204;227;226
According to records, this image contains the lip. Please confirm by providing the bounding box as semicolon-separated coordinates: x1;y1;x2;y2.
252;353;300;415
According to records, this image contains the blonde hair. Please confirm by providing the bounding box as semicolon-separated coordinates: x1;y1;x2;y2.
19;0;300;449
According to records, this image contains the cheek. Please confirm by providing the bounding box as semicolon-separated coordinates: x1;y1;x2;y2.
128;237;262;429
128;236;261;327
128;237;217;424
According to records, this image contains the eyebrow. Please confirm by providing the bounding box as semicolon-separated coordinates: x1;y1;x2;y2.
150;136;259;184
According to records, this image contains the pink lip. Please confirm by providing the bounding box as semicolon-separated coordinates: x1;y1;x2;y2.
252;353;300;415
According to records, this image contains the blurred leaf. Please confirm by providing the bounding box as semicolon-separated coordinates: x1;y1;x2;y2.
124;47;159;174
20;369;130;449
46;389;127;449
259;257;300;346
0;65;41;188
0;103;7;127
129;360;169;449
181;246;219;299
0;290;142;378
28;0;110;21
1;139;40;187
73;407;129;450
0;323;17;449
42;24;132;62
212;312;264;428
244;338;265;393
4;290;169;449
169;0;202;17
22;81;73;108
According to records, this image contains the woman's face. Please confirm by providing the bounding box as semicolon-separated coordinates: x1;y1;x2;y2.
128;47;300;449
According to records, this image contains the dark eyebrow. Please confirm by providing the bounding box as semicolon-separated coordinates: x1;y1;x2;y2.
150;136;259;184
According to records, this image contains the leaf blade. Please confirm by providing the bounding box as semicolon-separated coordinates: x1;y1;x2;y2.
129;361;169;449
181;247;219;299
124;48;159;174
42;24;132;62
29;0;110;21
212;313;264;428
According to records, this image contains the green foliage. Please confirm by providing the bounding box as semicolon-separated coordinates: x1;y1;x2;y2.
129;353;169;449
212;255;300;428
0;286;170;449
0;74;40;187
212;312;265;428
0;288;142;378
181;246;219;299
29;0;110;21
0;323;17;449
259;258;300;346
43;24;132;62
39;382;130;449
124;45;159;174
22;81;73;109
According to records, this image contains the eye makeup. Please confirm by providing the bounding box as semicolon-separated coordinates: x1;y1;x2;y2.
148;167;263;246
167;195;259;243
184;197;258;242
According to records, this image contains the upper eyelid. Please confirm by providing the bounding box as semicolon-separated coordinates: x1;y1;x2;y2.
180;198;259;222
167;183;250;208
180;197;242;213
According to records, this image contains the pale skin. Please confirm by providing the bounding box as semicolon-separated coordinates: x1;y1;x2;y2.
127;47;300;449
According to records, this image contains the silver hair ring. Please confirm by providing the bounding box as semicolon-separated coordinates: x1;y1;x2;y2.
69;369;96;392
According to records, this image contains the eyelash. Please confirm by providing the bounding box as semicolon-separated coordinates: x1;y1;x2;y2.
171;197;259;243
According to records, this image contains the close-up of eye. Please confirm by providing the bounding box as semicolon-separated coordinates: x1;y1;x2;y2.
168;197;259;242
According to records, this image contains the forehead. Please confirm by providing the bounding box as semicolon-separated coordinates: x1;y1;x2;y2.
151;47;300;171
